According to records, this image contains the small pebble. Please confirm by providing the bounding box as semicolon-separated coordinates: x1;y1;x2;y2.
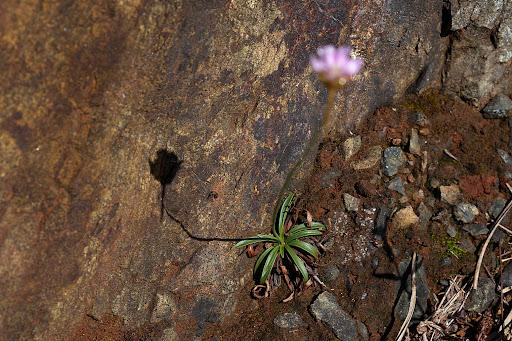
352;145;383;170
453;201;479;223
386;177;406;195
446;225;457;238
440;184;462;205
417;202;432;230
392;206;419;229
413;111;430;126
497;149;512;167
342;135;362;161
462;223;489;237
429;178;440;189
273;312;307;329
458;238;476;254
409;129;421;156
482;94;512;119
323;265;341;282
381;147;405;177
488;198;506;219
343;193;360;212
439;279;449;286
441;257;452;267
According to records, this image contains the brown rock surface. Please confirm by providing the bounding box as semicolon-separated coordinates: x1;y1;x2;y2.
0;0;509;339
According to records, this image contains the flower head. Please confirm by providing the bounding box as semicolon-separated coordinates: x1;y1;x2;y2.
310;45;363;88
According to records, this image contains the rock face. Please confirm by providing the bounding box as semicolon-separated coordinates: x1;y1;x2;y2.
443;0;512;106
0;0;510;339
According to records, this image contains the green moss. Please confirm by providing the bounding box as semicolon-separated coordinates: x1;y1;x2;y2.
431;232;467;258
400;90;445;115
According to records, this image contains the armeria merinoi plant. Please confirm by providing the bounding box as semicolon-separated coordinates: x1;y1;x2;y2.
234;45;363;299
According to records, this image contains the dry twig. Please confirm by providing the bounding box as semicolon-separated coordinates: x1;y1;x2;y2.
474;183;512;290
397;252;417;341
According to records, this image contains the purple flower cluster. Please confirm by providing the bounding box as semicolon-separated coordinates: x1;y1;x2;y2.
310;45;363;88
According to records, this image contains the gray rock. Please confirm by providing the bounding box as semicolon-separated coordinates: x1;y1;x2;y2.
321;168;341;188
309;292;366;341
342;135;362;161
373;206;388;240
273;312;307;329
462;223;489;237
459;238;477;254
441;257;452;267
323;265;341;282
395;255;429;321
381;147;405;177
502;261;512;287
453;201;479;223
440;184;462;205
412;111;430;127
343;193;360;212
386;177;406;195
352;145;383;170
442;24;509;105
497;148;512;167
429;178;441;189
439;279;450;286
417;202;432;230
409;129;421;156
449;0;504;30
371;258;379;271
446;225;457;238
466;275;496;313
488;198;507;219
491;228;506;243
483;94;512;119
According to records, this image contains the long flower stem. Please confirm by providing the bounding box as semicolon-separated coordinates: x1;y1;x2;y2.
271;87;337;236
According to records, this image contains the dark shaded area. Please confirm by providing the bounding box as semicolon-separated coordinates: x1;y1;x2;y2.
149;149;182;220
440;0;452;37
192;298;219;338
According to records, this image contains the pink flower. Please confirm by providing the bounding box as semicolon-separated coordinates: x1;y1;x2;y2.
310;45;363;88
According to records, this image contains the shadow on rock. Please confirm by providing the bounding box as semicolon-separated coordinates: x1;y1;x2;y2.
149;149;182;220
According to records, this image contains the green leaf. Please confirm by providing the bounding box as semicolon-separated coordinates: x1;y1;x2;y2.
232;235;280;249
286;223;307;235
253;247;274;274
288;239;319;258
278;192;296;240
309;221;326;229
287;221;325;236
279;244;285;258
260;246;280;284
284;244;308;282
285;229;323;242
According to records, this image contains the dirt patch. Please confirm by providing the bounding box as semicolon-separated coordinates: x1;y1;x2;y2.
207;90;511;340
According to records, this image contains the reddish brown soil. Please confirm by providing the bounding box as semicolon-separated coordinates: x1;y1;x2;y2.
205;91;511;340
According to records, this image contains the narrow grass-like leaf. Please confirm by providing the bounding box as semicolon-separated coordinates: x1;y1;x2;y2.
287;222;325;235
309;222;326;229
285;229;323;242
253;247;274;274
232;235;280;249
286;223;307;235
279;244;285;258
278;192;296;240
284;244;308;282
260;246;280;284
288;239;318;258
